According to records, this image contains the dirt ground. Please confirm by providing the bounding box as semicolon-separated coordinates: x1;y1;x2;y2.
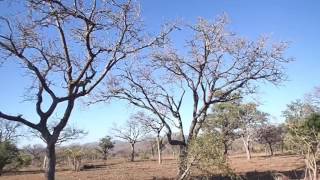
0;154;305;180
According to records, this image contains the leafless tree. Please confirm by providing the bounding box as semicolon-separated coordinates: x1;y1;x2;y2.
112;116;146;162
0;118;22;142
99;15;292;177
305;86;320;107
23;144;46;166
0;1;171;179
134;111;165;164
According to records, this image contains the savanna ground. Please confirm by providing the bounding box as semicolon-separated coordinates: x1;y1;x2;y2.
0;153;306;180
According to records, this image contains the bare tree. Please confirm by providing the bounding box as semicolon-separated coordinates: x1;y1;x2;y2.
305;86;320;107
23;144;46;167
0;119;22;142
0;0;170;179
113;116;146;162
134;111;165;164
98;15;292;177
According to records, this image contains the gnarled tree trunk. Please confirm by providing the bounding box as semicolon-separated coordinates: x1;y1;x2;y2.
45;143;56;180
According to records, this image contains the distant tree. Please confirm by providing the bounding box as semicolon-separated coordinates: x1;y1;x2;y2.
97;136;114;160
283;100;317;125
134;112;165;164
204;102;242;156
65;146;84;172
0;119;21;142
237;103;268;160
0;120;28;175
0;141;19;175
23;144;46;166
305;86;320;107
255;124;283;156
113;116;146;162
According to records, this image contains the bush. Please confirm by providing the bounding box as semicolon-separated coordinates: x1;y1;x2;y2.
188;133;233;177
0;141;19;175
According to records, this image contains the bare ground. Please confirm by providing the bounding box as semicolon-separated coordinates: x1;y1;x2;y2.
0;154;305;180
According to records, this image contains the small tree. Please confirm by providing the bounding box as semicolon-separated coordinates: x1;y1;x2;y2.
237;103;268;160
0;120;21;142
186;133;231;179
255;124;282;156
0;141;19;175
65;146;84;172
134;112;165;164
113;116;146;162
97;136;114;160
204;102;242;156
23;144;46;166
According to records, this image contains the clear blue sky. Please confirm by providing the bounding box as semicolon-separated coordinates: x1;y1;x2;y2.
0;0;319;146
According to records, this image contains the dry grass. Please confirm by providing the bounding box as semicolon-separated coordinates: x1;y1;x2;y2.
0;154;305;180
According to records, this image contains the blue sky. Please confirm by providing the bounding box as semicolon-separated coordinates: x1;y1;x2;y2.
0;0;319;146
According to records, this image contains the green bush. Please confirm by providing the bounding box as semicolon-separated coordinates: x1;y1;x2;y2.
0;141;19;175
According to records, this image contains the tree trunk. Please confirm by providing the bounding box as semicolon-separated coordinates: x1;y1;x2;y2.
268;143;273;156
241;137;251;160
130;143;135;162
223;141;228;156
45;143;56;180
151;143;155;158
103;151;107;160
156;134;162;164
177;145;188;178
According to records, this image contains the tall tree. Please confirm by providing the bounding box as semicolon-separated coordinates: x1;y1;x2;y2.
97;136;114;160
113;116;146;162
0;1;170;179
100;15;292;177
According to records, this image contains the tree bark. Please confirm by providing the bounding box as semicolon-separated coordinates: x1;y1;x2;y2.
156;134;162;164
177;145;188;178
268;143;273;156
45;143;56;180
130;143;135;162
103;151;107;160
241;137;251;160
223;141;228;156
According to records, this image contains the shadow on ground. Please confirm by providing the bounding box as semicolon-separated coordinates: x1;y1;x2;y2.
195;169;304;180
153;169;305;180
